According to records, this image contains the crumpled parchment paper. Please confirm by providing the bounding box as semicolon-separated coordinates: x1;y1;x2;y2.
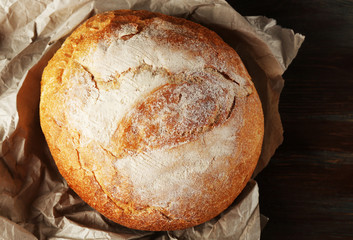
0;0;304;239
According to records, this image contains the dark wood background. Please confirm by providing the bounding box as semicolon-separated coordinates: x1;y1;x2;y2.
226;0;353;239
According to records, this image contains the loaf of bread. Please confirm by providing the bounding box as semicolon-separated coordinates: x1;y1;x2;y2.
39;9;264;231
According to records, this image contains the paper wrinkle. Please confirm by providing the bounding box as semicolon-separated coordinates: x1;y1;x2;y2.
0;93;18;148
0;0;48;61
0;216;37;240
0;36;51;147
0;0;304;239
245;16;305;71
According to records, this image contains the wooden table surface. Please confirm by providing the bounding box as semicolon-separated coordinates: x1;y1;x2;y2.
226;0;353;239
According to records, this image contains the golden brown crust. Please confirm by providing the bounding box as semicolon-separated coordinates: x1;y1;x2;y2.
40;9;264;231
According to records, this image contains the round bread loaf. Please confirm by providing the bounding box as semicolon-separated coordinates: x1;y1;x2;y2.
40;9;264;231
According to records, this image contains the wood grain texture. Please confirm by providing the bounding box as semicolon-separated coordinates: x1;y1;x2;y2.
226;0;353;239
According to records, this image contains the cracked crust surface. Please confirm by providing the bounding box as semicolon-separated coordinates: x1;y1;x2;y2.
39;10;264;231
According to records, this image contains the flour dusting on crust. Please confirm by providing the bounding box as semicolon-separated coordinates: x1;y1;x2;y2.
61;16;248;213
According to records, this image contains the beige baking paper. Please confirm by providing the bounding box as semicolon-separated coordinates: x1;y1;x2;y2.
0;0;304;239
